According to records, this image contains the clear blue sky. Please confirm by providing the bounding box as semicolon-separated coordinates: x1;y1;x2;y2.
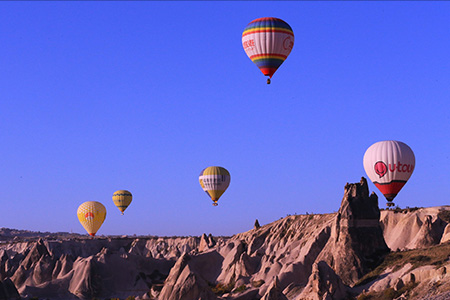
1;2;449;236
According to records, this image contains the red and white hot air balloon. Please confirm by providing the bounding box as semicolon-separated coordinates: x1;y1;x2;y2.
242;17;294;84
363;140;415;207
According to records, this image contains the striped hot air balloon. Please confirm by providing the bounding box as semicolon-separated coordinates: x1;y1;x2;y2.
242;17;294;84
112;190;132;215
199;166;230;206
363;140;415;207
77;201;106;236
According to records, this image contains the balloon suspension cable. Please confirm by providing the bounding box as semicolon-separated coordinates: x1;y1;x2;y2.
267;78;271;84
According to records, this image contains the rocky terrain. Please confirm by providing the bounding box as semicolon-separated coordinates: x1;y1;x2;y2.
1;177;450;300
0;228;84;243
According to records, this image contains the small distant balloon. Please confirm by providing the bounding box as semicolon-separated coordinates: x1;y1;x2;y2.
112;190;132;215
242;17;294;84
199;166;230;206
77;201;106;236
363;140;415;207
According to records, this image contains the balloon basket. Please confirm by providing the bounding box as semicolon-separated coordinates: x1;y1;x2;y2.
212;202;218;206
267;78;271;84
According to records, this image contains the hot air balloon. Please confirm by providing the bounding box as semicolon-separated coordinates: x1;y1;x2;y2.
77;201;106;236
199;166;230;206
363;140;415;207
112;190;132;215
242;17;294;84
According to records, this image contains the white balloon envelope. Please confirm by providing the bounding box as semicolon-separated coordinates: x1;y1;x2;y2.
363;140;415;206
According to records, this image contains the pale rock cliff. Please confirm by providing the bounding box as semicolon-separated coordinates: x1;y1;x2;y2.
260;276;288;300
1;236;221;299
380;206;450;250
154;177;387;300
1;178;450;299
296;261;349;300
158;253;218;300
440;223;450;243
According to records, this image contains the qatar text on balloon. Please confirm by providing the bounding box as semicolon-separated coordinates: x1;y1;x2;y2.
243;39;255;51
201;176;227;183
201;179;228;189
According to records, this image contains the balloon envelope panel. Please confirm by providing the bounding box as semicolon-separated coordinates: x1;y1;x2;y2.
363;140;415;201
77;201;107;236
242;17;294;78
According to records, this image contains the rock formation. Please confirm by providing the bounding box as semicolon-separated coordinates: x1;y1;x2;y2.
317;177;390;285
1;179;450;299
1;235;222;299
254;219;261;230
380;206;449;250
296;261;349;300
158;253;218;300
440;223;450;243
260;276;288;300
409;215;445;248
0;279;20;300
199;234;216;252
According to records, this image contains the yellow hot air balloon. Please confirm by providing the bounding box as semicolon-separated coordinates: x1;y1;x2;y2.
77;201;106;236
112;190;132;215
199;166;230;206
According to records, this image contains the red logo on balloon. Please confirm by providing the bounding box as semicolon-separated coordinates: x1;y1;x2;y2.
283;37;293;50
374;161;388;178
85;212;94;221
